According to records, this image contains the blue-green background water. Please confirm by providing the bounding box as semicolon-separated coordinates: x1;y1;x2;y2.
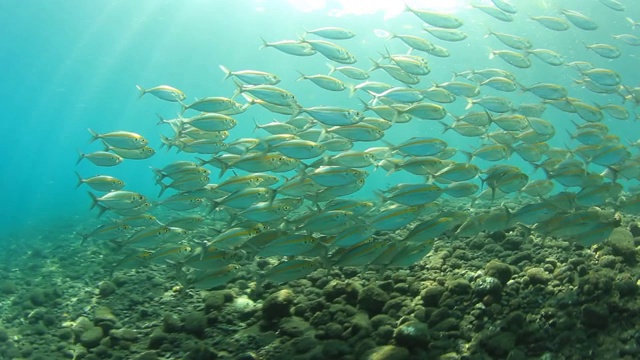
2;0;639;236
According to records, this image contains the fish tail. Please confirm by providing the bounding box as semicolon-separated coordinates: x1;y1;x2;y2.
155;113;167;126
75;149;85;165
157;181;168;197
135;85;146;99
326;63;336;75
88;191;99;210
439;120;451;134
75;171;84;188
219;64;232;80
252;117;262;133
219;161;229;178
231;78;243;100
464;97;474;110
78;231;90;246
368;57;381;72
87;128;99;143
258;36;269;50
96;204;108;218
150;166;164;180
487;47;495;59
346;84;356;97
295;69;306;81
99;140;111;152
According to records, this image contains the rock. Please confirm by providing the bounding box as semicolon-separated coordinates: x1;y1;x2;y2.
28;289;48;306
357;285;389;315
203;291;228;313
446;279;471;295
148;329;169;349
363;345;410;360
278;316;311;338
393;321;430;349
57;327;74;341
581;304;609;328
483;331;516;357
321;339;351;357
485;260;513;285
98;281;117;297
162;314;182;333
525;267;551;285
371;314;395;330
629;223;640;238
502;311;525;333
185;341;218;360
182;312;207;337
135;351;158;360
291;336;319;354
474;276;502;299
94;306;118;324
615;274;638;297
110;328;138;342
420;286;445;307
346;312;373;339
72;316;94;337
80;326;104;349
323;280;361;303
263;289;295;322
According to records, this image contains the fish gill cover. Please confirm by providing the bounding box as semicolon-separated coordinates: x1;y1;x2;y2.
2;0;640;358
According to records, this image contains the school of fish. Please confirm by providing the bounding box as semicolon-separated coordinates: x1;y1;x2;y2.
76;0;640;290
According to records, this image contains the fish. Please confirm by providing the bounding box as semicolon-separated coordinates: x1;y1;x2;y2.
88;128;148;150
297;71;346;92
561;9;598;30
76;150;123;166
136;84;186;102
258;259;321;285
219;65;280;85
328;64;370;80
530;16;571;31
259;38;316;56
188;264;240;289
302;39;356;64
489;49;531;68
379;183;443;206
75;173;125;192
405;6;464;29
304;27;355;40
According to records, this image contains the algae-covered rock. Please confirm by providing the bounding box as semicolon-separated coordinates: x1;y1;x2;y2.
162;313;182;333
323;279;362;303
581;304;609;328
94;306;118;324
278;316;311;338
357;285;389;315
483;331;516;357
446;279;471;295
135;351;159;360
262;289;294;322
203;291;227;312
393;321;430;349
485;260;513;284
148;329;169;349
363;345;410;360
474;276;502;300
80;326;104;349
420;285;445;307
182;312;207;337
110;328;138;342
525;267;551;285
98;281;117;297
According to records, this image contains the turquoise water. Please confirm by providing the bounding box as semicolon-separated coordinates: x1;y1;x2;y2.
2;0;639;236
